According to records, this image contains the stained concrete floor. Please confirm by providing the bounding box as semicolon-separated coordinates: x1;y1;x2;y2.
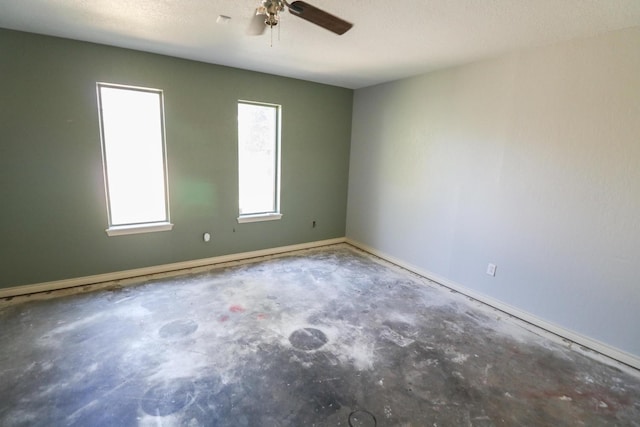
1;244;639;426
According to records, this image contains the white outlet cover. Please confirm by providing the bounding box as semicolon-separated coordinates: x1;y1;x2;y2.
203;232;211;242
486;263;497;276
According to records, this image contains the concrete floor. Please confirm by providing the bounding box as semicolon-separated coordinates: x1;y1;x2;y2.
1;244;639;426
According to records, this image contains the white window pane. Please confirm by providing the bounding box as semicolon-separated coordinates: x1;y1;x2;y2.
238;102;279;215
99;85;168;226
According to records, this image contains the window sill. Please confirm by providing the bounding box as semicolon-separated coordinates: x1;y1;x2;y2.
106;222;174;236
237;213;283;224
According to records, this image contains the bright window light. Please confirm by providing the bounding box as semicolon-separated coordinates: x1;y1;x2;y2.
238;101;281;218
98;84;170;229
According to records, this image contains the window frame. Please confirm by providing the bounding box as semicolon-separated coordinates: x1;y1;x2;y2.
97;82;173;236
237;100;283;224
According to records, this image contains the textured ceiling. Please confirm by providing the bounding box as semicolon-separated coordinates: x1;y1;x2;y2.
1;0;640;89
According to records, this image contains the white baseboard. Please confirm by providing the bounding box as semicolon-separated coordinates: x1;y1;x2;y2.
0;237;347;299
4;236;638;371
346;238;640;371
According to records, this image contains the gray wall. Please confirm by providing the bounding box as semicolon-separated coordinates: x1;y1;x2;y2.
0;29;353;289
347;27;640;358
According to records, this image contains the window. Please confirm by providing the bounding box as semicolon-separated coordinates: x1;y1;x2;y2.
237;101;282;223
97;83;172;236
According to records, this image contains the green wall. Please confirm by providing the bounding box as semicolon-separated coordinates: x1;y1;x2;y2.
0;29;353;289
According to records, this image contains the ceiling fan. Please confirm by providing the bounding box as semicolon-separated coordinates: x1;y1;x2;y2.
247;0;353;37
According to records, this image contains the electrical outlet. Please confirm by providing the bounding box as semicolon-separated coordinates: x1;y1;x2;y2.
486;263;497;277
203;232;211;242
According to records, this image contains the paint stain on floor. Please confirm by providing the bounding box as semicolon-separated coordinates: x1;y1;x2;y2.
229;305;245;313
1;244;639;426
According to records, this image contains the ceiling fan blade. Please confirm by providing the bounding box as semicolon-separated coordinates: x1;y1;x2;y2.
247;8;267;35
287;1;353;35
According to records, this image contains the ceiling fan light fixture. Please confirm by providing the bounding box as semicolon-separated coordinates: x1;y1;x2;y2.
264;14;279;27
261;0;285;27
